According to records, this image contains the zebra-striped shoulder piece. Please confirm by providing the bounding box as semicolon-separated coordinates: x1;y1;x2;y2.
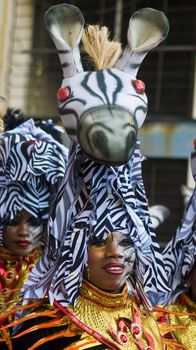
162;188;196;305
0;119;68;243
22;140;170;309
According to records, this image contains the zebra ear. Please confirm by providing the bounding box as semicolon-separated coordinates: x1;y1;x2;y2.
115;8;169;76
44;4;84;78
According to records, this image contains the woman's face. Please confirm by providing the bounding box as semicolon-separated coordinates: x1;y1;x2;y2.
3;210;44;256
85;231;136;293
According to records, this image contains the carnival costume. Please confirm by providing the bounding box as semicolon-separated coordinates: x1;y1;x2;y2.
0;4;185;350
154;293;196;350
160;140;196;305
20;3;170;309
152;141;196;349
10;280;166;350
0;118;68;322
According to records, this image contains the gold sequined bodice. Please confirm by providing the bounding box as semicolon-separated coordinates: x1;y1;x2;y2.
1;280;179;349
0;246;42;317
65;280;164;349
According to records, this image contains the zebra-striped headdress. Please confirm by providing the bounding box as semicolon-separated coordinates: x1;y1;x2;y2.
22;140;170;308
163;190;196;305
162;143;196;305
21;5;170;309
0;118;68;244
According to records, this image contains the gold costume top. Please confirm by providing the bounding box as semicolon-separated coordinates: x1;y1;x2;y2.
154;294;196;350
2;280;184;350
164;294;196;350
61;280;164;349
0;246;42;319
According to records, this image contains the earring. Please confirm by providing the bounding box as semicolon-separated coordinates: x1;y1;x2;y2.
83;264;90;281
86;265;90;280
184;280;191;288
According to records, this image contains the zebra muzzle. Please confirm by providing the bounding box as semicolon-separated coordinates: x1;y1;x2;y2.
78;106;138;165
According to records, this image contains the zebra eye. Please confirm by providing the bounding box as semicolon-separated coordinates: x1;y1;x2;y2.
57;87;70;101
132;79;145;93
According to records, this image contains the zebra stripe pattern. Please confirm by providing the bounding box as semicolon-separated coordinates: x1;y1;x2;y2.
22;140;170;308
21;5;170;309
0;119;68;244
58;68;147;140
162;188;196;305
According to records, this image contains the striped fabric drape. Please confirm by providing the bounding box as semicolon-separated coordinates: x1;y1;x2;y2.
22;140;170;309
0;118;68;243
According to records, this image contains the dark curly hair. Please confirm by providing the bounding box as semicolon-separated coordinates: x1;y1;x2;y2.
4;107;26;131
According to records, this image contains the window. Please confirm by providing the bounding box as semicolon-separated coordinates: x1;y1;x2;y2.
29;0;196;119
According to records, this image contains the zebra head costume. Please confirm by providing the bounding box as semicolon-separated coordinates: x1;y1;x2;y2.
45;4;169;166
21;5;170;309
0;118;68;245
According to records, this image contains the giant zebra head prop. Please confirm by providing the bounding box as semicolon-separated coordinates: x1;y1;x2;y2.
45;5;169;165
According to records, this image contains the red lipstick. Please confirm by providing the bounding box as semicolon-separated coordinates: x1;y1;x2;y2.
103;263;125;275
15;241;30;247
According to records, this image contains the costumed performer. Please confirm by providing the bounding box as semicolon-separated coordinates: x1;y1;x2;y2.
0;4;182;350
153;139;196;349
0;114;68;331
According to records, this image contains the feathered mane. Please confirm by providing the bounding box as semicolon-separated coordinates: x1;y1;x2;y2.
82;24;122;70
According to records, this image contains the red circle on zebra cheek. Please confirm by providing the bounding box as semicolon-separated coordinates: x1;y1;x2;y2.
57;87;70;101
132;80;145;93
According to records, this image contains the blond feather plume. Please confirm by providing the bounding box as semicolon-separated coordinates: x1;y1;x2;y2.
82;25;122;70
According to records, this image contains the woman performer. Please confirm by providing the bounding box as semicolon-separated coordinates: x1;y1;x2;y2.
1;4;184;350
154;140;196;350
0;115;68;322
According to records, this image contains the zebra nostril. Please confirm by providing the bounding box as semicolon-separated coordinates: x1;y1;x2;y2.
93;131;109;156
130;130;136;144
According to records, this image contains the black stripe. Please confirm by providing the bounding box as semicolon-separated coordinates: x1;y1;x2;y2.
81;72;105;102
108;69;123;105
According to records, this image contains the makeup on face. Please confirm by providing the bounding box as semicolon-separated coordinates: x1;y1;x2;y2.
3;210;44;256
85;231;136;293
